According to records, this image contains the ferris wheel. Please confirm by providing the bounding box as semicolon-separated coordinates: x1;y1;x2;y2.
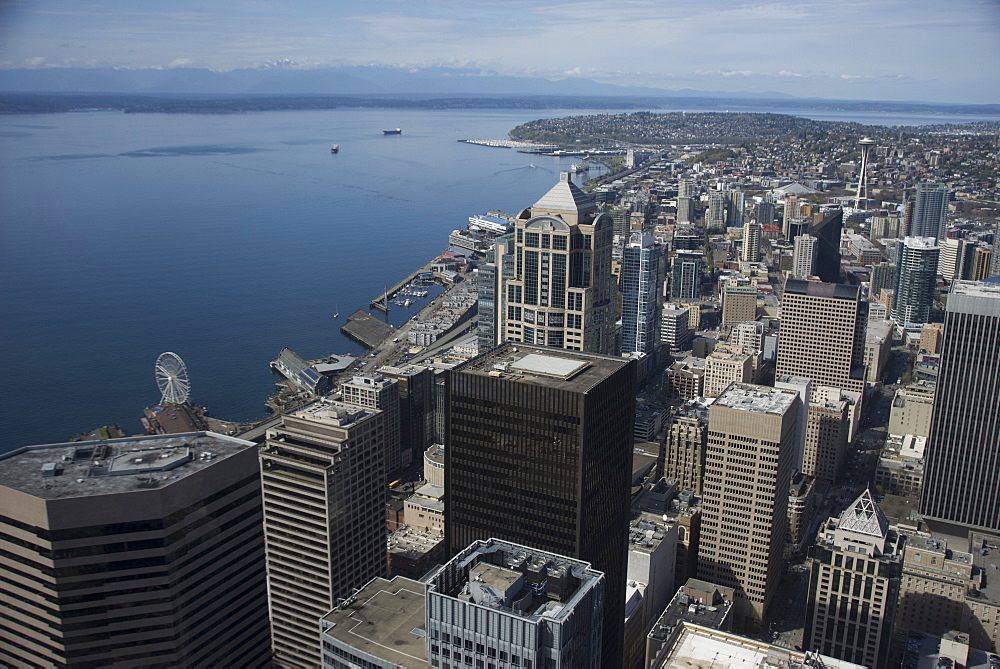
155;352;191;405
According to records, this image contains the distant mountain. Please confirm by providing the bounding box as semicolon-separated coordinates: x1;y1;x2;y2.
0;64;791;99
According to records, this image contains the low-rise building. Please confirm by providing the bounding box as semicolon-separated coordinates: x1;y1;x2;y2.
888;382;936;438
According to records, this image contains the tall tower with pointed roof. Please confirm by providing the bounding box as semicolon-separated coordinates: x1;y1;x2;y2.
804;489;903;667
502;173;617;354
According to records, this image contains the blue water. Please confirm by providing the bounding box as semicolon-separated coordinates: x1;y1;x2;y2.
2;106;998;451
0;108;603;450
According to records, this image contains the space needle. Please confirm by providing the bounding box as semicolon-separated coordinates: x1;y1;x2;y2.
854;137;876;210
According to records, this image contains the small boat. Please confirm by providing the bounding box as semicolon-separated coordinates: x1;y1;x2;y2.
382;128;402;135
330;143;339;153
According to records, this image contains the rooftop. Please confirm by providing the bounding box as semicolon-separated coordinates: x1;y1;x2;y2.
659;623;864;669
784;278;860;301
713;383;797;415
289;399;379;427
388;525;444;558
455;343;630;394
0;432;254;500
970;532;1000;606
320;576;428;669
428;538;602;623
532;172;598;215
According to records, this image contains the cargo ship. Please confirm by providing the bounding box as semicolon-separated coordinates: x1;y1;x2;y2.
382;128;402;135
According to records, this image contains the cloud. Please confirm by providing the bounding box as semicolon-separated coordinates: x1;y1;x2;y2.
168;58;194;68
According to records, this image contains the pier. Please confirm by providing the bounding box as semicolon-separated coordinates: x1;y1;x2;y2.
341;310;396;349
369;260;438;312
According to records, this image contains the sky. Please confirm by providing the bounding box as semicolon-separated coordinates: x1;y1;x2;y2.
1;0;999;103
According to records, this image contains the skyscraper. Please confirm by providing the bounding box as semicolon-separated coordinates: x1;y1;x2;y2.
621;232;660;354
706;189;727;228
756;199;776;228
777;279;867;397
741;220;762;263
261;400;387;668
911;182;949;239
804;490;903;667
792;234;816;279
446;343;635;666
340;372;401;474
892;236;939;326
503;173;617;354
730;190;746;227
697;383;799;629
808;209;844;283
920;281;1000;534
0;433;271;668
670;250;703;300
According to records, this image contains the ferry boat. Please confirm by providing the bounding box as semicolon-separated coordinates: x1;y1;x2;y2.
330;143;339;153
382;128;402;135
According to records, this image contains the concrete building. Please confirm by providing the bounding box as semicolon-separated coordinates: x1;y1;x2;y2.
661;399;710;495
446;343;635;666
503;172;617;354
805;490;903;668
261;400;387;668
404;483;445;535
698;384;799;629
869;262;898;303
920;281;1000;534
918;322;945;354
741;220;762;263
721;283;758;327
896;532;1000;652
0;433;271;668
663;356;706;401
939;236;967;282
644;581;735;667
969;245;993;281
892;236;940;326
621;233;660;354
387;525;446;581
911;182;949;240
423;443;445;487
425;538;605;669
625;515;678;669
703;344;753;397
341;373;402;475
888;382;936;438
875;434;926;499
706;189;727;228
865;318;894;383
777;279;867;398
659;304;692;352
320;576;427;669
792;233;817;279
648;621;863;669
804;392;850;483
729;320;766;354
670;250;703;300
787;472;819;555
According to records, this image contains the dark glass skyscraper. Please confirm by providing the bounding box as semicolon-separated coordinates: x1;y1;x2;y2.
808;209;843;283
920;281;1000;533
445;343;635;667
